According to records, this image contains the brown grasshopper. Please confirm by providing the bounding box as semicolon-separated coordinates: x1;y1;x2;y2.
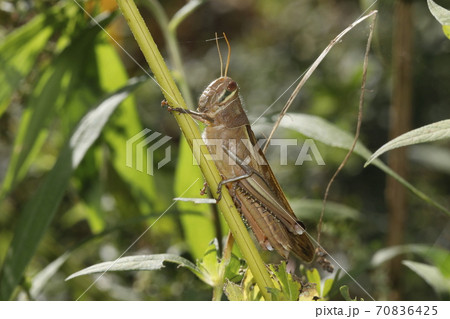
166;34;314;262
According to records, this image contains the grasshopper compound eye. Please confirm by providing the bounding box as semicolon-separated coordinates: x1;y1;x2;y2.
227;81;237;92
218;81;236;103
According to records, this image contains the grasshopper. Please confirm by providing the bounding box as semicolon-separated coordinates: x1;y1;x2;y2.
166;34;314;262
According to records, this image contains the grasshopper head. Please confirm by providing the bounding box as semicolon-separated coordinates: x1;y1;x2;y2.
197;35;248;127
198;76;239;114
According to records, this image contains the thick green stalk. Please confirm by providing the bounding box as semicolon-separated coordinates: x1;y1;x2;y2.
115;0;274;300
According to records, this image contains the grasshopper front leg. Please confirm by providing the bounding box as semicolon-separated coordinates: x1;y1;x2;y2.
162;100;214;124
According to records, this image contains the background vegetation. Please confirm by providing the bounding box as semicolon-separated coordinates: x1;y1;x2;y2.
0;0;449;300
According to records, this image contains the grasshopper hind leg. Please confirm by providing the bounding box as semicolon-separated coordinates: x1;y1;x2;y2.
216;173;252;201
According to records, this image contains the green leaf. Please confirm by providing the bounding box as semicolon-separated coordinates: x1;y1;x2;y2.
365;119;450;166
195;238;245;300
306;268;321;297
427;0;450;25
299;283;319;301
403;260;450;297
30;252;70;299
224;268;265;301
443;25;450;39
0;6;67;116
266;286;283;301
340;285;356;301
30;209;171;298
175;137;217;259
290;199;360;221
224;280;244;301
197;239;221;286
241;268;264;301
1;15;113;197
371;244;450;278
80;178;105;233
168;0;206;32
409;145;450;175
0;79;143;300
96;34;160;215
279;113;449;216
319;268;342;300
269;261;301;301
278;113;369;157
426;0;449;44
223;253;244;283
322;278;334;298
66;254;201;281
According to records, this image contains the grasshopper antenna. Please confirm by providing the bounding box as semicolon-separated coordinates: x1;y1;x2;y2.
223;32;231;78
215;32;223;78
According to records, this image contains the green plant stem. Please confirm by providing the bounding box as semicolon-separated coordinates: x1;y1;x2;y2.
168;0;205;32
212;232;235;301
115;0;274;300
212;284;223;301
145;0;195;107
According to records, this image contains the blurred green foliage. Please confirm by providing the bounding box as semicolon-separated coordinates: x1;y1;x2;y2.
0;0;449;300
